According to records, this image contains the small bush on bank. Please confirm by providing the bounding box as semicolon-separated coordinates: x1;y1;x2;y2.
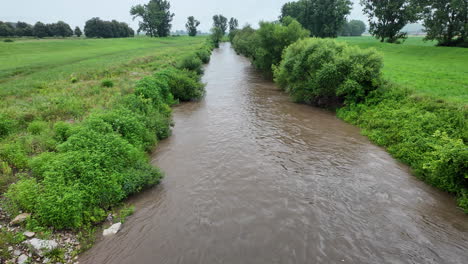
196;48;212;63
4;39;14;43
177;54;203;75
0;114;16;139
155;67;205;101
274;38;383;106
101;79;114;88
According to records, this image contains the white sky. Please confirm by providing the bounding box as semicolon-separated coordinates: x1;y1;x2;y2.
0;0;366;32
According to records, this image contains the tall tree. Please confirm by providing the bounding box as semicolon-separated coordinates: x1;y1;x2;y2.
419;0;467;47
280;0;352;38
130;0;175;37
361;0;420;43
15;21;33;36
74;26;82;37
185;16;200;36
213;15;228;35
33;22;49;38
229;17;239;32
348;20;367;36
0;22;15;37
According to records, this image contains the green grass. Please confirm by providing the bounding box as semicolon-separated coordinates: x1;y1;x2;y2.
337;36;468;104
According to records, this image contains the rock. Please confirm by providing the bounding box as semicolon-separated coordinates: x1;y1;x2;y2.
9;213;30;225
43;257;50;263
24;238;59;256
23;231;35;238
106;213;113;222
8;246;13;251
13;249;21;256
103;222;121;236
17;254;28;264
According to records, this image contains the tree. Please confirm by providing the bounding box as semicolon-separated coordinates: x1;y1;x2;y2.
0;22;15;37
33;22;49;38
130;0;175;37
213;15;228;35
348;20;366;36
229;17;239;32
280;0;352;38
53;21;73;37
185;16;200;36
420;0;467;47
84;18;133;38
15;21;33;36
210;27;224;48
361;0;420;43
74;26;82;37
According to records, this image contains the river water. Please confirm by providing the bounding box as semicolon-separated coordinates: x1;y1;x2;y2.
80;43;468;264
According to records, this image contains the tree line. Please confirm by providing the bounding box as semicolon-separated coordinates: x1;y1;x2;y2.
0;21;79;38
280;0;467;46
84;18;134;38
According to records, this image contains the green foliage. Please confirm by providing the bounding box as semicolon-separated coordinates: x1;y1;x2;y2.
213;15;228;35
361;0;420;43
0;114;16;139
274;38;383;106
130;0;174;37
177;54;203;74
101;79;114;87
4;176;39;214
84;18;134;38
185;16;200;37
210;27;224;48
340;20;367;36
196;48;211;63
74;26;82;37
3;39;14;43
232;25;259;58
155;67;205;101
27;120;48;135
280;0;352;38
337;86;467;210
420;0;468;47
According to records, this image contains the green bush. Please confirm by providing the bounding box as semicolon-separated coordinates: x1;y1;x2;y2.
4;176;39;214
177;55;203;75
232;25;259;58
53;121;73;143
27;120;48;135
196;48;211;64
0;114;16;139
101;79;114;88
155;67;205;101
4;39;14;43
0;141;29;169
274;38;383;106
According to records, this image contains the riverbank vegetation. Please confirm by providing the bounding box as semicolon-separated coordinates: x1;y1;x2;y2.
0;36;212;230
231;20;467;211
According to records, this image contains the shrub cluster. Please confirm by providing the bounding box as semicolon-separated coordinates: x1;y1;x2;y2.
232;17;309;73
274;38;383;106
3;42;212;228
84;18;135;38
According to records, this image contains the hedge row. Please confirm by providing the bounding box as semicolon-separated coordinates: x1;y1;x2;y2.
3;42;213;228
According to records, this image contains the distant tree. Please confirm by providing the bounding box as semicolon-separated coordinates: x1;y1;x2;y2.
84;18;134;38
348;20;366;36
280;0;352;38
419;0;467;47
74;26;82;37
0;21;15;37
15;21;34;36
361;0;420;43
213;15;228;35
53;21;73;37
185;16;200;36
210;26;224;48
33;22;49;38
130;0;175;37
229;17;239;32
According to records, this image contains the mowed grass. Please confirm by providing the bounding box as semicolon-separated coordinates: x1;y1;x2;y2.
0;36;207;191
337;36;468;104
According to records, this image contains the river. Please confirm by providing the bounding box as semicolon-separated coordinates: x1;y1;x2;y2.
80;43;468;264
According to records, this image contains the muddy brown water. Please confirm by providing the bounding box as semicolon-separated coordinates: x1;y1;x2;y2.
80;43;468;264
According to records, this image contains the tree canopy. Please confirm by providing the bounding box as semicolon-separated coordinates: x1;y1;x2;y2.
185;16;200;37
213;15;228;35
74;26;82;37
130;0;174;37
280;0;352;38
361;0;420;43
340;20;366;36
84;18;134;38
229;18;239;32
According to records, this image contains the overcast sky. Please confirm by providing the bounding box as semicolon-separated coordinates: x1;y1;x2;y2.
0;0;366;32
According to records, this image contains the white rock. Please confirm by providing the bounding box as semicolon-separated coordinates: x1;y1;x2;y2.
103;222;121;236
10;213;31;225
24;238;58;256
13;249;21;256
8;246;13;251
43;257;50;263
17;254;28;264
23;231;35;238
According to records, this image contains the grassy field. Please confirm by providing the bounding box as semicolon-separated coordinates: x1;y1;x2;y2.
337;36;468;104
0;36;207;191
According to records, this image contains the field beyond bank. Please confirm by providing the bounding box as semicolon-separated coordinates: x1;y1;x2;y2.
337;36;468;104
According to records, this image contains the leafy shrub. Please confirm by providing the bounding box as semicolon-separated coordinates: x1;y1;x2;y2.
101;79;114;88
53;121;73;142
177;55;203;75
3;39;14;43
70;77;78;83
0;114;16;139
4;176;39;214
0;141;29;169
274;38;383;106
232;25;259;58
196;48;211;63
27;120;48;135
155;67;205;101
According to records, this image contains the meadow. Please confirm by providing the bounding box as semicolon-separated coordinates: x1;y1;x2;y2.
337;36;468;104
